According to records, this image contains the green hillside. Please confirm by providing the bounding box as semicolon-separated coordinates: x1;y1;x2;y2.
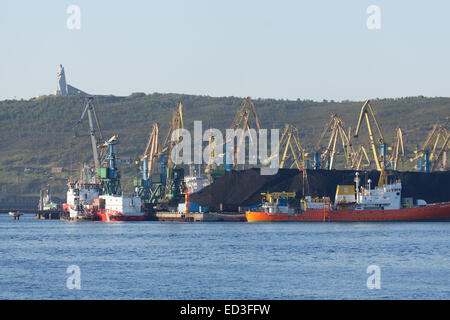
0;93;448;200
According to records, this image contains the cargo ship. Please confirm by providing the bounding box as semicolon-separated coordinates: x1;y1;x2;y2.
63;179;151;222
91;194;151;222
246;172;450;222
62;180;100;221
62;138;152;222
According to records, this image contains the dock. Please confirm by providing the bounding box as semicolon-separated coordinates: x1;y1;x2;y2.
34;210;62;220
3;208;245;222
150;212;246;222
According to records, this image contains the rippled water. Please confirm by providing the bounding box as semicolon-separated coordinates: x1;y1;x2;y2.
0;214;448;299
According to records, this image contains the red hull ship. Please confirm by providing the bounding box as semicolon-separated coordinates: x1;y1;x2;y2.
88;195;152;222
246;173;450;222
94;210;151;222
61;138;151;222
93;207;151;222
246;202;450;222
62;185;152;222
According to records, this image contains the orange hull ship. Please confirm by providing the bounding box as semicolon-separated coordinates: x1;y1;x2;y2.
246;202;450;222
246;173;450;222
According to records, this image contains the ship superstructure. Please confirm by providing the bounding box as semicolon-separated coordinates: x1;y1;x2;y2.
62;164;101;220
339;172;402;210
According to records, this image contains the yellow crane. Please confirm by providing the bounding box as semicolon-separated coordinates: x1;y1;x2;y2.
153;102;186;201
134;123;160;203
431;133;449;171
231;97;261;132
205;134;219;174
161;102;184;169
261;192;296;205
137;123;159;179
278;124;305;170
410;117;449;171
353;100;386;171
315;114;353;169
389;127;405;171
351;145;371;170
229;97;261;169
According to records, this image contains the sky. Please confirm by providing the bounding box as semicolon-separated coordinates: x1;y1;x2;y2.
0;0;449;101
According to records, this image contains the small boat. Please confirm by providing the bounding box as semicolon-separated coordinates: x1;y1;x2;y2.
9;211;23;220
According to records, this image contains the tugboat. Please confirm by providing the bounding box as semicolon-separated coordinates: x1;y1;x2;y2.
246;172;450;222
62;164;101;221
63;137;151;222
88;136;151;222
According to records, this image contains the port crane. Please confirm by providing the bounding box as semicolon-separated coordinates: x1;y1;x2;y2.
229;97;261;170
140;123;159;180
74;97;122;195
205;135;223;178
135;123;160;202
74;96;104;171
410;117;449;172
432;134;449;171
161;102;184;168
99;135;122;195
159;102;185;201
389;127;405;171
351;145;371;170
353;100;386;171
278;124;305;170
203;97;262;178
314;114;353;170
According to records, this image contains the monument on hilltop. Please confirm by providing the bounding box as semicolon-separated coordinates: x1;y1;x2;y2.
55;64;87;96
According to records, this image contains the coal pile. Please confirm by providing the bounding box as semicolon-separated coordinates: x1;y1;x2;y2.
190;169;450;211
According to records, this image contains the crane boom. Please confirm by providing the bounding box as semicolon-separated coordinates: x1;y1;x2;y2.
76;97;103;171
274;124;305;170
391;127;405;170
409;117;449;171
431;133;449;171
315;114;353;170
141;123;159;179
353;100;384;171
352;145;371;170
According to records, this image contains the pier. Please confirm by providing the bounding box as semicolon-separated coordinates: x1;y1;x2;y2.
2;208;246;222
34;210;62;220
149;212;246;222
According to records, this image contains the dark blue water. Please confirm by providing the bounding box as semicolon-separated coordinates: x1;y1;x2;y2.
0;214;448;300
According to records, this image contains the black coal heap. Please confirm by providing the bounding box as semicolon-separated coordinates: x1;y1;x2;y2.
189;169;450;211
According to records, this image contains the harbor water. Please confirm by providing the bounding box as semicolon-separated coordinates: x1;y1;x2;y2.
0;214;448;299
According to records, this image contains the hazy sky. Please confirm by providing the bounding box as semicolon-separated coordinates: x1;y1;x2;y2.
0;0;449;101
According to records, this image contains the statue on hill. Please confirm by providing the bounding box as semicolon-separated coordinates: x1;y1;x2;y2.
55;64;87;96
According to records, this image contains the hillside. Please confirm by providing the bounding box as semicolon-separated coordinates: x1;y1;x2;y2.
0;93;448;201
